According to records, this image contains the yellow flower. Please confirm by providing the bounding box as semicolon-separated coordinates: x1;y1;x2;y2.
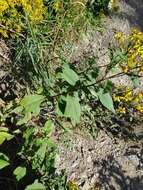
124;91;133;102
108;0;119;11
52;1;63;12
116;106;126;114
113;94;121;102
127;56;136;68
133;92;143;103
121;66;129;73
115;32;124;45
135;104;143;113
68;181;79;190
138;92;143;100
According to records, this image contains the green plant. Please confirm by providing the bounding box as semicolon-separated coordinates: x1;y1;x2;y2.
1;40;142;189
1;1;143;189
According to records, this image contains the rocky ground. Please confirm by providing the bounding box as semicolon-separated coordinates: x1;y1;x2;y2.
56;128;143;190
55;1;143;189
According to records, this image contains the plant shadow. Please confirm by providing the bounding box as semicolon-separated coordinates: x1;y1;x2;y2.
96;152;143;190
124;0;143;30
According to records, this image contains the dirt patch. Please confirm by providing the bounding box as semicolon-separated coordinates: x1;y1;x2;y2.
55;128;143;189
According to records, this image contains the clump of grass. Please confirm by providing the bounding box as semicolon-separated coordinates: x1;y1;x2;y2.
3;0;97;89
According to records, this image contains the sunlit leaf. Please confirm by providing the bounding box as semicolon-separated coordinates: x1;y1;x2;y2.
98;92;115;113
43;120;54;136
61;65;79;86
64;93;81;125
20;94;45;116
0;132;14;145
13;166;26;181
17;94;45;125
0;127;9;132
25;180;46;190
0;153;9;169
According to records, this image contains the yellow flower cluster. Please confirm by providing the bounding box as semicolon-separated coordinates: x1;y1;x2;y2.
115;29;143;74
113;89;133;102
0;0;46;37
113;88;143;114
114;29;143;114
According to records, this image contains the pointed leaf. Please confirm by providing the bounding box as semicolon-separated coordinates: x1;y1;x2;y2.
43;120;54;136
0;153;9;169
61;65;79;86
33;143;47;169
0;159;9;169
0;132;14;145
21;94;45;116
17;94;45;125
99;92;115;113
64;94;81;125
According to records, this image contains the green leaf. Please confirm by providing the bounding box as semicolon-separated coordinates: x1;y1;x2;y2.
0;132;14;145
13;166;26;181
0;98;5;107
89;87;98;99
131;76;143;90
46;138;56;148
0;159;9;170
43;120;54;136
61;65;79;86
12;106;23;113
33;143;47;169
17;112;31;125
36;143;47;163
25;180;46;190
98;92;115;113
13;129;21;134
0;127;9;132
111;66;121;74
21;94;45;115
64;94;81;125
0;153;9;169
17;94;45;125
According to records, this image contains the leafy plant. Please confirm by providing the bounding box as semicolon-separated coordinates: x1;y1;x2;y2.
0;153;10;170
